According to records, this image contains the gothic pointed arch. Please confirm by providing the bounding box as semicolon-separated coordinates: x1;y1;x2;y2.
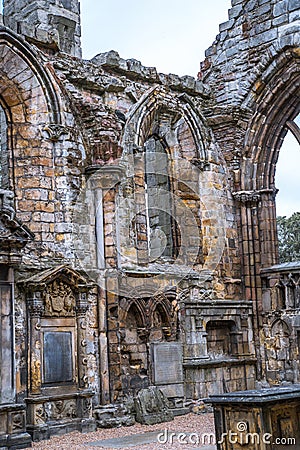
121;85;209;163
242;48;300;192
118;86;208;265
0;28;70;233
0;28;62;125
233;49;300;377
234;49;300;273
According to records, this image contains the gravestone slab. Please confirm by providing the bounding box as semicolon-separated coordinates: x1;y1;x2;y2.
151;342;184;397
134;386;173;425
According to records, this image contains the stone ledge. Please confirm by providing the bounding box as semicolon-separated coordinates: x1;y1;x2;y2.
183;357;257;368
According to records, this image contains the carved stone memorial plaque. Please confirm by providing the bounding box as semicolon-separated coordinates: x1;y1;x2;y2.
43;332;73;384
151;342;183;385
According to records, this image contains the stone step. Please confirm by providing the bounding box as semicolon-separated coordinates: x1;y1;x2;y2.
171;406;190;416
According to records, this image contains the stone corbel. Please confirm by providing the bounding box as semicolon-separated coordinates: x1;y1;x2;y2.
191;158;210;171
0;189;15;219
232;190;261;204
43;124;69;142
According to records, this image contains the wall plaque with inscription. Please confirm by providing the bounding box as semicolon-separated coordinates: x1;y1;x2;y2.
151;342;183;385
43;332;73;384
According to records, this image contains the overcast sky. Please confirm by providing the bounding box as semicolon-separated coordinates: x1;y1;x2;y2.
80;0;232;76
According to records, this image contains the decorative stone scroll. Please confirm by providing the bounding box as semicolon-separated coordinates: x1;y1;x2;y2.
43;124;69;141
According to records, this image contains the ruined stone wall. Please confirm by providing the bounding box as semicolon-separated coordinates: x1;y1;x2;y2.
199;0;300;387
1;1;298;440
200;0;299;106
27;45;259;406
50;50;243;289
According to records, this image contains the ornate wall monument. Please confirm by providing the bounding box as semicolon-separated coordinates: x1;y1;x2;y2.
0;0;298;445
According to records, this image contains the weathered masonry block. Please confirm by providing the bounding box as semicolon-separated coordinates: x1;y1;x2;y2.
3;0;81;56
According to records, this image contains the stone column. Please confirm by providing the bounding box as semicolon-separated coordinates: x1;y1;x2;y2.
88;165;124;404
27;291;44;395
184;310;209;362
133;149;150;264
259;189;278;268
0;278;14;403
76;290;89;389
233;191;261;303
233;189;274;381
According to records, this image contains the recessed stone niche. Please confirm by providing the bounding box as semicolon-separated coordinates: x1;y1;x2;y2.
19;265;96;441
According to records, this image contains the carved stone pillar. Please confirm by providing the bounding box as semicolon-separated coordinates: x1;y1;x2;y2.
233;189;276;381
259;189;278;268
87;165;125;404
27;291;44;395
233;190;261;303
184;311;209;362
76;290;89;389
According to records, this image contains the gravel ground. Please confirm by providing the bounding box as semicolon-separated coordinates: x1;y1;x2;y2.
27;413;215;450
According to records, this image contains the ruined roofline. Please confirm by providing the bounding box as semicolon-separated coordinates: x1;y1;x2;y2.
85;50;210;98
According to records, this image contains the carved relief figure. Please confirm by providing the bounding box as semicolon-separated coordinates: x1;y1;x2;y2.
31;359;41;394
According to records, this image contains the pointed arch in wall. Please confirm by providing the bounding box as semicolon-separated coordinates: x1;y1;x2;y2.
236;49;300;274
233;50;300;384
242;49;300;192
0;28;65;216
0;28;62;124
119;86;208;265
121;85;209;163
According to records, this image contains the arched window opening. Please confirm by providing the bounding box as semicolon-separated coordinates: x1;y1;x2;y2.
144;137;174;261
0;105;8;189
276;130;300;218
276;114;300;263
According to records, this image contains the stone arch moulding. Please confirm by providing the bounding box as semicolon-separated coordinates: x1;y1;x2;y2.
121;85;210;164
234;49;300;271
232;49;300;383
270;319;291;337
241;48;300;192
0;28;62;126
119;297;147;328
119;289;178;339
0;28;67;205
